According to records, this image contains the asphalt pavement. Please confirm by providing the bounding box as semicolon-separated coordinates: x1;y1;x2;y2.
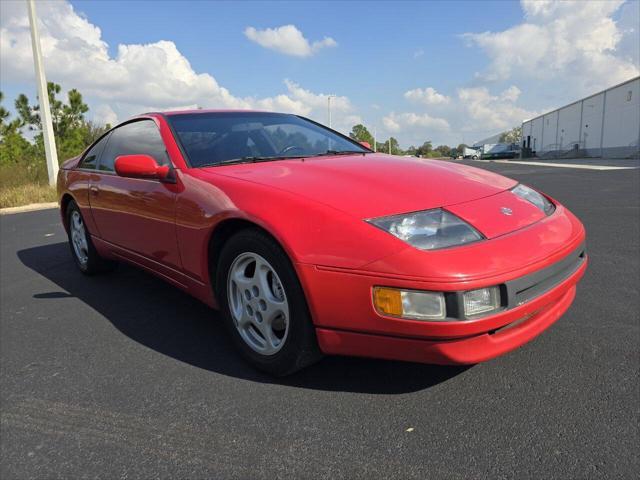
1;160;638;479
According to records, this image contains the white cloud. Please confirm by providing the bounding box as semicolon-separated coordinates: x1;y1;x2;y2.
404;87;451;105
462;0;639;92
244;25;337;57
382;112;450;134
413;49;424;58
0;1;249;110
382;115;401;133
500;85;521;102
93;104;118;126
456;86;537;132
384;84;537;145
253;80;359;131
0;1;354;133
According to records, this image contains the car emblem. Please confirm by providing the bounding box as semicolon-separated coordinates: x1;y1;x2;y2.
501;207;513;216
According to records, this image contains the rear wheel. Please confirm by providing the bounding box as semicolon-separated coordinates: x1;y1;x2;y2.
216;229;321;376
66;200;115;275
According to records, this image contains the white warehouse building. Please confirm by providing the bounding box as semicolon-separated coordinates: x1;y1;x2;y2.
522;76;640;159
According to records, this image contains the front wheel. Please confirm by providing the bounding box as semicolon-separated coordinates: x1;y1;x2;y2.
216;229;321;376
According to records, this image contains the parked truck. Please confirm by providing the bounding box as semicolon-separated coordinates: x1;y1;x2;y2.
462;147;481;159
480;143;520;160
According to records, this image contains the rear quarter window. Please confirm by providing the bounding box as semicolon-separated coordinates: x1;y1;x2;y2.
79;133;110;169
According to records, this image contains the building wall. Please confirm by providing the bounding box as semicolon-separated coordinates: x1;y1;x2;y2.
602;77;640;155
521;76;639;158
530;116;543;151
557;102;581;150
522;120;531;141
581;93;604;153
541;111;558;152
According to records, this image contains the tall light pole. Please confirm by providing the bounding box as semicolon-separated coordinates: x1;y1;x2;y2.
373;126;377;152
327;94;336;128
27;0;58;187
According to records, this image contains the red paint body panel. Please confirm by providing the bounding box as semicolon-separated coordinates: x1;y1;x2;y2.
57;167;96;233
297;255;586;341
207;155;517;219
89;174;181;269
176;167;405;273
56;110;588;366
446;189;546;239
362;203;584;282
316;285;578;365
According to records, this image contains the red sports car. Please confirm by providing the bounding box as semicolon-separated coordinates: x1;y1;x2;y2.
57;111;587;375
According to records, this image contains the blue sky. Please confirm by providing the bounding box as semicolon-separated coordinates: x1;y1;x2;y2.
1;0;638;147
71;1;521;98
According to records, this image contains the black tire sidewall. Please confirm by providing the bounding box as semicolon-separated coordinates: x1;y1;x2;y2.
216;229;319;375
66;201;110;275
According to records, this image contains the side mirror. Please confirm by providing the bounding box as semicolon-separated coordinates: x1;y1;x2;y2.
114;154;170;180
359;141;371;149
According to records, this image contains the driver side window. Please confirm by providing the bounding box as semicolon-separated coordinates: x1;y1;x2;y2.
99;120;169;172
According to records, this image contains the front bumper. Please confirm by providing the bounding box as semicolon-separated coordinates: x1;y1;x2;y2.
296;214;587;365
314;263;584;365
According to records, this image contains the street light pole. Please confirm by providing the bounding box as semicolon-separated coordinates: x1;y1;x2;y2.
327;94;336;128
27;0;58;187
373;126;377;153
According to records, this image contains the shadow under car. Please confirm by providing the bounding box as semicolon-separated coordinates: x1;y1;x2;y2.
17;241;468;394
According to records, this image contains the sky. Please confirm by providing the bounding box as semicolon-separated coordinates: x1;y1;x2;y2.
1;0;638;148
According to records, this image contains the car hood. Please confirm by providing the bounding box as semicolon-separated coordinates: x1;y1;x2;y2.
207;153;517;219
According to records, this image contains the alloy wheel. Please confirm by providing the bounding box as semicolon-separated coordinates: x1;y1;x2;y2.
227;252;290;355
70;210;89;266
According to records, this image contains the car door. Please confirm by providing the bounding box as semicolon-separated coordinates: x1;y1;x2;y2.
65;132;111;236
88;119;181;270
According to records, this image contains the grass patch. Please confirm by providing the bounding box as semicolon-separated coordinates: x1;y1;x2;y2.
0;163;57;208
0;183;57;208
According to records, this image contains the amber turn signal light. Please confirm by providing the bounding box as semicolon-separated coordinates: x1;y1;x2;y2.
373;287;403;316
372;286;447;321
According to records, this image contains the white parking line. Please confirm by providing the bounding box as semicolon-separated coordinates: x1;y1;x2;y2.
477;159;638;171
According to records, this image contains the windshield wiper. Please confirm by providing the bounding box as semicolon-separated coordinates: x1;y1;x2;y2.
310;150;368;157
200;151;366;168
202;156;293;167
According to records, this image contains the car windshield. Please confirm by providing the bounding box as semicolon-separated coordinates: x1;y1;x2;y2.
167;112;369;167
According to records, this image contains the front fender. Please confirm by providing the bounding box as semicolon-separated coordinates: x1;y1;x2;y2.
174;168;405;283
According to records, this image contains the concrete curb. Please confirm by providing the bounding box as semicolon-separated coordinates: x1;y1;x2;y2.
0;202;58;216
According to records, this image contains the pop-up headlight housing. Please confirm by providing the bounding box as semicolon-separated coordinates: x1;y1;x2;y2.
367;208;484;250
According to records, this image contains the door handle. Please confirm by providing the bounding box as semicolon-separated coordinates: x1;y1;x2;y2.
89;186;99;196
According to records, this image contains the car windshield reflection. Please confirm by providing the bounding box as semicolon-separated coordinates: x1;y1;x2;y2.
167;112;370;167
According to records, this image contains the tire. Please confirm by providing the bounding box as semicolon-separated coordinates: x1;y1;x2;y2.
66;200;115;275
472;155;478;160
216;228;321;376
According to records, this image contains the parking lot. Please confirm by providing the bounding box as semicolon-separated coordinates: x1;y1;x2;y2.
1;159;638;478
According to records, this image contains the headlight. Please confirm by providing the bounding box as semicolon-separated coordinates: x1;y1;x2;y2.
512;184;555;215
373;287;446;320
463;287;501;317
366;208;483;250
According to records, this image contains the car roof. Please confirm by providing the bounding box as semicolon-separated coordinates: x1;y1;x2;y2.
154;109;277;117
